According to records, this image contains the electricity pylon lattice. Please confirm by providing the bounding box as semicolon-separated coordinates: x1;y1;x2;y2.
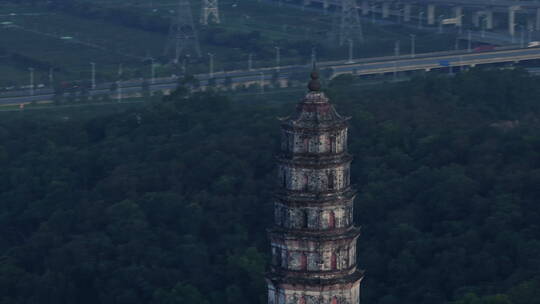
164;0;201;63
340;0;364;45
201;0;220;25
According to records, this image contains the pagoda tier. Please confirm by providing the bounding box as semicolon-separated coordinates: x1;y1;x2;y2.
268;227;361;280
273;191;355;231
267;71;363;304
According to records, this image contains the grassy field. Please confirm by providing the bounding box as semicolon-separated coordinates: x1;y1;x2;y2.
0;0;459;89
0;2;166;86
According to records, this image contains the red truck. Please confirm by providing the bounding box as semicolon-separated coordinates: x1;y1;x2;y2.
473;45;495;52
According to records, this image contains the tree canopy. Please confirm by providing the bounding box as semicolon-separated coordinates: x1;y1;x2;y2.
0;68;539;304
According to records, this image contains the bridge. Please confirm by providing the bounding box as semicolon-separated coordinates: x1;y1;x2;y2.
294;0;540;37
402;0;540;9
2;46;540;106
331;47;540;76
309;0;540;9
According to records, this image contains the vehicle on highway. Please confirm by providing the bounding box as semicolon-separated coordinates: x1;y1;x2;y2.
473;45;495;52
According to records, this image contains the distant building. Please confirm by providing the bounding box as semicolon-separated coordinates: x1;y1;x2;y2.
266;71;363;304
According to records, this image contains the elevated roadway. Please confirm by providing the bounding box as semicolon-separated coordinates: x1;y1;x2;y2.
2;47;540;105
401;0;540;9
332;47;540;76
304;0;540;10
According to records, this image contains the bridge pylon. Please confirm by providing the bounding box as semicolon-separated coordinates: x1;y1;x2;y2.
164;0;202;63
201;0;220;25
339;0;364;45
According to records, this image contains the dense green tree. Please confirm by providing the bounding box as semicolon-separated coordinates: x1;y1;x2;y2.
0;68;539;304
153;283;209;304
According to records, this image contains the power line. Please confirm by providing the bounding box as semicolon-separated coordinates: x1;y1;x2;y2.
201;0;220;25
164;0;201;63
339;0;364;46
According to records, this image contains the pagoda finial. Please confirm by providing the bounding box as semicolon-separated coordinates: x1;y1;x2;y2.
307;62;321;92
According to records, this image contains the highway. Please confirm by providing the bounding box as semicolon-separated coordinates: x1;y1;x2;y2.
3;47;540;105
401;0;540;9
301;0;540;10
333;47;540;76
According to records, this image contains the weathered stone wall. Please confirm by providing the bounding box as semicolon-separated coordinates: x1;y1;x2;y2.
267;280;361;304
279;164;350;192
274;201;354;230
269;91;362;304
281;128;348;154
270;239;357;272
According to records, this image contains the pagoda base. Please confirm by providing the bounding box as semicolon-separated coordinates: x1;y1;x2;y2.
266;270;363;304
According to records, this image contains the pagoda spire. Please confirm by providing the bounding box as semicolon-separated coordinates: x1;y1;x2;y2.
266;73;363;304
307;68;321;92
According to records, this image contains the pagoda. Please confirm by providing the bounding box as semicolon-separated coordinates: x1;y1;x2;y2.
266;71;363;304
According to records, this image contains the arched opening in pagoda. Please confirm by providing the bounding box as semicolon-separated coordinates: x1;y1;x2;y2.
328;210;336;229
302;209;309;228
300;252;307;270
330;136;337;153
331;252;337;270
328;171;334;190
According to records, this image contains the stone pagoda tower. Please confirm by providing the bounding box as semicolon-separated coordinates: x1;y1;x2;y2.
266;71;363;304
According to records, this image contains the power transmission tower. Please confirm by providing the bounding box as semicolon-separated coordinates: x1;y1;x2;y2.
164;0;201;63
339;0;364;45
201;0;220;25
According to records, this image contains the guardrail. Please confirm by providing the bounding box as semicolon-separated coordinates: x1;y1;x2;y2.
336;52;540;76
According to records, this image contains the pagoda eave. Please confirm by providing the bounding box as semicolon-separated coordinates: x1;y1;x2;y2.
276;152;352;162
280;122;348;133
275;195;357;208
267;269;364;290
276;154;353;168
266;73;363;304
274;187;357;203
268;226;361;241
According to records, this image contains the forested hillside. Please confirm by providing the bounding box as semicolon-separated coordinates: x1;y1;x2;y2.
1;69;539;304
